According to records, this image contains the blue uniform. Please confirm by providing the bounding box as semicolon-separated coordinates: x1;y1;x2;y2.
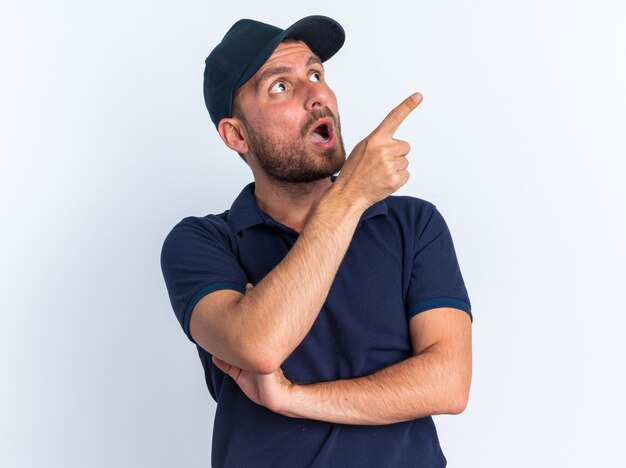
161;181;471;467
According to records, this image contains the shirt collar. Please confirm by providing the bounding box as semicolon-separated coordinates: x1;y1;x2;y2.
227;180;388;235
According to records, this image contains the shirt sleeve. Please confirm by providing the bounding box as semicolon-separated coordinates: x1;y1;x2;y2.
160;215;249;342
406;203;472;321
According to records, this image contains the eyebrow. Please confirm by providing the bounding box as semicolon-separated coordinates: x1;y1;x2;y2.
254;55;323;92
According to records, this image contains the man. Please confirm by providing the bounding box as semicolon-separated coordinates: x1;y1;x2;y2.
161;15;472;467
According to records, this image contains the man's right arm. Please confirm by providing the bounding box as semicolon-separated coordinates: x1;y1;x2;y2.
189;93;423;374
190;190;365;374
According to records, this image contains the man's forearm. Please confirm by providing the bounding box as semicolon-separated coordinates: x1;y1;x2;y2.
277;342;471;425
225;186;367;372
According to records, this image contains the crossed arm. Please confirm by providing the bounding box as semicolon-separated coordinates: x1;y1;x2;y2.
213;305;472;425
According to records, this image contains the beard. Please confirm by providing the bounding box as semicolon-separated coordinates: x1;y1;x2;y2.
243;107;346;184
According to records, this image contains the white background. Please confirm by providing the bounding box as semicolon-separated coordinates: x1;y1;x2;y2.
1;1;625;466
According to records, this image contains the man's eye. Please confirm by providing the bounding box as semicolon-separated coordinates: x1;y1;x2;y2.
270;82;287;93
309;72;321;82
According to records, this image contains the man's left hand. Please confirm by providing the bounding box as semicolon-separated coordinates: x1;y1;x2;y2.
212;355;293;413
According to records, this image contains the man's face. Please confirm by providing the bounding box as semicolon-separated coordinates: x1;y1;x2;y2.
233;40;346;183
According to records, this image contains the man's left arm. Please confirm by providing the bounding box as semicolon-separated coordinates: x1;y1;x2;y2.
213;306;472;425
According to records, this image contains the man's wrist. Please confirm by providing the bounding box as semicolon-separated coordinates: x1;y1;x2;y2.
319;182;370;218
275;382;305;419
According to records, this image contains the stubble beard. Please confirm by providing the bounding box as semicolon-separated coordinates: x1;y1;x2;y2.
243;107;346;184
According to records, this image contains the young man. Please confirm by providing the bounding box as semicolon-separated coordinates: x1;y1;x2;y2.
161;15;472;467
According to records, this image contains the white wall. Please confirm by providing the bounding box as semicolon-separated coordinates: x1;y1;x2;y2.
1;1;625;466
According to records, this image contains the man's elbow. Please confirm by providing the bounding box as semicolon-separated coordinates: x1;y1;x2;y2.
442;349;472;415
441;378;471;415
195;328;284;374
245;352;282;375
236;340;287;374
446;390;470;415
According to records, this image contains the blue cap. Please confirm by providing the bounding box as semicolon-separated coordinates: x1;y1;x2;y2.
203;15;345;128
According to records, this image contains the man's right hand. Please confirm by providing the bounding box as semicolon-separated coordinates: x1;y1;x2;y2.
333;93;423;209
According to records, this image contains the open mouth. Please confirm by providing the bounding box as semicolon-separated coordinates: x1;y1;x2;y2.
308;119;334;144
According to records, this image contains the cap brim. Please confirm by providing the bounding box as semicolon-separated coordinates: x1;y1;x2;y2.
233;15;345;91
283;15;345;62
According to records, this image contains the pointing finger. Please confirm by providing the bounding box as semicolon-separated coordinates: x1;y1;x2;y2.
373;93;422;139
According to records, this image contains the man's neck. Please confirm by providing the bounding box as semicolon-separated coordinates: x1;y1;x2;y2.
253;176;334;233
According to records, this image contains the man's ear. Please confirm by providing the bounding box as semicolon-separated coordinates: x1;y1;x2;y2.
217;118;249;155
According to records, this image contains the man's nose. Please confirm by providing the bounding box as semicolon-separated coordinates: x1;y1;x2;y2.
303;80;329;111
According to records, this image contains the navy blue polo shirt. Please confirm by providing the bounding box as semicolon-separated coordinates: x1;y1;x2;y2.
161;181;471;468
